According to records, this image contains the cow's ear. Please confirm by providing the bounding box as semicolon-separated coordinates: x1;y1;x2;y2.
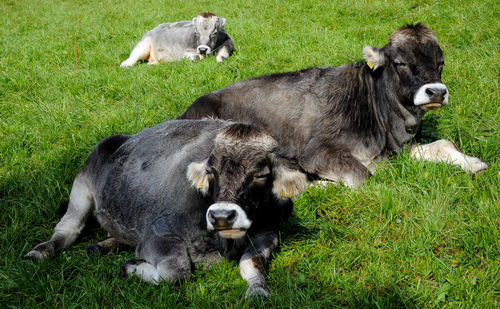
272;161;308;200
217;17;226;29
187;160;210;195
363;46;384;70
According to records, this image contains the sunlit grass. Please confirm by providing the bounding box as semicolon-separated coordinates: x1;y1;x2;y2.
1;0;498;307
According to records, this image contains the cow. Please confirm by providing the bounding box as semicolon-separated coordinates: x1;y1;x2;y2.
25;119;308;300
120;12;234;67
179;23;487;187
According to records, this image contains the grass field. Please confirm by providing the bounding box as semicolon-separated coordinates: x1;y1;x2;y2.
1;0;499;307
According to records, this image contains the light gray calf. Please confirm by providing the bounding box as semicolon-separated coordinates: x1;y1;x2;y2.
121;12;234;67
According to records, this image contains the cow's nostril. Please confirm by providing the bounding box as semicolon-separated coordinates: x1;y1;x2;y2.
226;210;237;222
208;211;216;224
426;87;447;97
426;88;436;96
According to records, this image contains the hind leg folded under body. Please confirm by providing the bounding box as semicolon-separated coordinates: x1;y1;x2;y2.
87;237;120;255
122;236;192;284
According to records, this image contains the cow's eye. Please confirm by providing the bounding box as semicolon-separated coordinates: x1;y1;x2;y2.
253;173;269;183
210;32;217;37
438;61;444;70
394;60;407;67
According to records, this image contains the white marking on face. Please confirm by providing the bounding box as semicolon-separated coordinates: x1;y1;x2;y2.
414;83;449;106
206;202;252;238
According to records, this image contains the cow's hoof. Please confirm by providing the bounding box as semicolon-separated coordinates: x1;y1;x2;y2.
120;261;130;278
86;243;103;255
120;259;146;278
23;250;45;261
310;180;336;188
466;157;488;174
245;285;269;302
24;242;55;261
120;60;134;67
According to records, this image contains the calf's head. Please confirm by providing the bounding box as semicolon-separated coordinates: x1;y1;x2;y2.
363;23;448;112
193;12;226;57
187;124;308;239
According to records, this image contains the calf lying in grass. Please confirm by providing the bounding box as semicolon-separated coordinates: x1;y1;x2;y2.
26;119;307;300
121;12;234;67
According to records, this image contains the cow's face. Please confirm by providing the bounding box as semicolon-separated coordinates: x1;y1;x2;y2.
363;24;448;112
192;13;226;57
187;124;308;239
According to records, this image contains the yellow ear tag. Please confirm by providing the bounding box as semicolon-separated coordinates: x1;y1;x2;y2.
281;191;292;198
198;185;204;189
367;61;374;70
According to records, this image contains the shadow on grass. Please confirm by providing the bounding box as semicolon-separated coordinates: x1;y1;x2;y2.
279;214;320;242
416;112;440;144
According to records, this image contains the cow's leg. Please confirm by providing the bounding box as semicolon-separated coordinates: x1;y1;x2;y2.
300;141;369;188
25;173;94;260
215;46;230;62
122;236;191;284
183;50;202;61
239;230;279;300
87;237;119;255
120;37;152;67
410;139;488;173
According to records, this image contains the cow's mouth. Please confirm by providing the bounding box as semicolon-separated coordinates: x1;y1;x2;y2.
421;102;443;111
217;229;246;239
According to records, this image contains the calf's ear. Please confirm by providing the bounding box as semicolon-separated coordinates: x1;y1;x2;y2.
217;17;226;29
186;160;210;196
363;46;384;70
272;162;308;200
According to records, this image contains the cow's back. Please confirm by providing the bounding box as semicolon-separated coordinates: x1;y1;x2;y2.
179;67;341;158
145;21;195;51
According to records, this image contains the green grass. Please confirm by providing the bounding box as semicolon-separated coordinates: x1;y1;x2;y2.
1;0;498;307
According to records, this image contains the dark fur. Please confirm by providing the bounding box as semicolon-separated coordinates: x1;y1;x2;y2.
27;119;300;299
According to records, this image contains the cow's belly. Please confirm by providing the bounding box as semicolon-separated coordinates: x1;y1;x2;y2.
150;42;189;62
94;206;143;246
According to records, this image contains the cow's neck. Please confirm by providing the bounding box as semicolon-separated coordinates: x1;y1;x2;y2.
372;69;423;153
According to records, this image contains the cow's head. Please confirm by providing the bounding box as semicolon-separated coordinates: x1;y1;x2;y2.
192;12;226;57
363;23;448;112
187;124;308;239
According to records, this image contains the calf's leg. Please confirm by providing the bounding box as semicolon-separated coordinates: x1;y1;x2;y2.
120;37;152;67
239;231;279;300
25;173;94;260
410;139;487;173
215;39;234;62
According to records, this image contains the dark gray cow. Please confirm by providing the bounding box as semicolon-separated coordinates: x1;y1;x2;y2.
179;23;487;186
25;119;307;299
121;12;234;67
